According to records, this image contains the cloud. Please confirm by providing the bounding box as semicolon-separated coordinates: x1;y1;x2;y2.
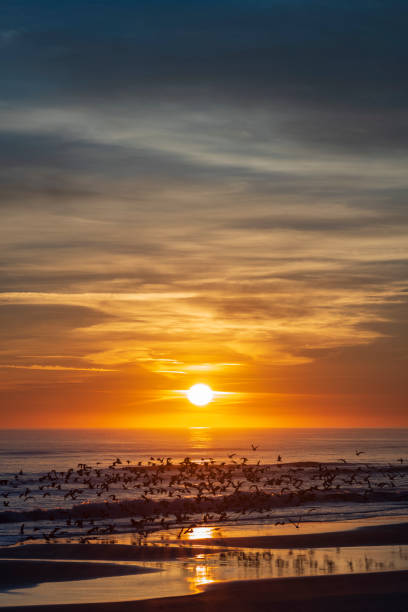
0;0;407;424
0;364;117;372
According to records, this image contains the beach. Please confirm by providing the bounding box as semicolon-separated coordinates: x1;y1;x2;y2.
2;572;408;612
193;521;408;548
1;429;407;610
1;521;408;611
0;560;158;591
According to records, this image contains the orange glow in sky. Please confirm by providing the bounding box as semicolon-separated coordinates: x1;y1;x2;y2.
1;3;407;430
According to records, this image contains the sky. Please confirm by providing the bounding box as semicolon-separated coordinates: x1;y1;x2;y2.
1;0;407;428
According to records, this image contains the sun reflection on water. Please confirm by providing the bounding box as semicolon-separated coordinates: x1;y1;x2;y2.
186;526;217;540
194;564;215;587
188;426;212;451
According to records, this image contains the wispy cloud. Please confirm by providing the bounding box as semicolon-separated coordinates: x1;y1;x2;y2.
0;0;407;425
0;364;117;372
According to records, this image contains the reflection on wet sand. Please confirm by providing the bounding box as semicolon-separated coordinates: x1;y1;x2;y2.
216;546;407;577
190;561;215;588
181;545;408;590
0;545;407;608
186;527;219;540
175;516;408;541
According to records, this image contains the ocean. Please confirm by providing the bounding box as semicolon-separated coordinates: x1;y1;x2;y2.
0;428;407;546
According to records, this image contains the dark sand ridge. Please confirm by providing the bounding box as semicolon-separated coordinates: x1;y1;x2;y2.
0;543;217;561
0;560;158;590
1;572;408;612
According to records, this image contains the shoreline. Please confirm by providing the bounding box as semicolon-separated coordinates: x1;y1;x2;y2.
0;543;218;561
1;520;408;611
1;521;407;561
0;560;158;590
193;520;408;548
1;571;407;612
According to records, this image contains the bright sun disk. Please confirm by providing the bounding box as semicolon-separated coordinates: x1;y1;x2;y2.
186;383;214;406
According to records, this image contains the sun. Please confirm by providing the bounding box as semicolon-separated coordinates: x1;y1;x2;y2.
186;383;214;406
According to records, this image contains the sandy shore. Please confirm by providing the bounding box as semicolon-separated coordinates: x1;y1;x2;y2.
1;521;407;561
0;559;158;590
1;571;407;612
193;520;408;548
0;542;217;561
1;522;407;611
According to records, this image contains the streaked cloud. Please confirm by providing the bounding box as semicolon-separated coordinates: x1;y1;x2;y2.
0;364;117;372
0;0;407;426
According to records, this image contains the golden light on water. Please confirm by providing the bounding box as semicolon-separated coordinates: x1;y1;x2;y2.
189;427;212;449
185;526;216;540
186;384;214;406
193;564;214;587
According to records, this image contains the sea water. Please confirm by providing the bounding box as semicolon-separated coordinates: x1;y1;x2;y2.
0;428;407;546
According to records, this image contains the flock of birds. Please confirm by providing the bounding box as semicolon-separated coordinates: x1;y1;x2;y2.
0;447;407;544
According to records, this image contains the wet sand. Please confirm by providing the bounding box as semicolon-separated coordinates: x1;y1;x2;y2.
1;522;408;611
1;571;407;612
0;543;217;561
0;560;158;590
193;521;408;548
